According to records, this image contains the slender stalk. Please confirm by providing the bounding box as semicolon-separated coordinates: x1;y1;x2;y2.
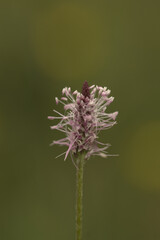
76;152;85;240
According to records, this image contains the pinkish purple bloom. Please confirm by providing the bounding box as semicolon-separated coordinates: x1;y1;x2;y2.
48;82;118;161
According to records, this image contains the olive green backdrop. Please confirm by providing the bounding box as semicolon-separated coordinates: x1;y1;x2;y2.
0;0;160;239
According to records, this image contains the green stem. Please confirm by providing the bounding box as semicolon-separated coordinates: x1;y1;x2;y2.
76;152;85;240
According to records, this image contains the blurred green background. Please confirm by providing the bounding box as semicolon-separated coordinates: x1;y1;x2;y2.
0;0;160;239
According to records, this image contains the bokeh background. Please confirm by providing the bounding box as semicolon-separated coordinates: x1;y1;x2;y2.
0;0;160;239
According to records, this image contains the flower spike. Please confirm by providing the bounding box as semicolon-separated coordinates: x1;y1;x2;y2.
48;82;118;160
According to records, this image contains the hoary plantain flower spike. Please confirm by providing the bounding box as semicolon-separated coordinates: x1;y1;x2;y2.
48;81;118;161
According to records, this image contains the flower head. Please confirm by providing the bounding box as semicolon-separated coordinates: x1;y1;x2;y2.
48;82;118;161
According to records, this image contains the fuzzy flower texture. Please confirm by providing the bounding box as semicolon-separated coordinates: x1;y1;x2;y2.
48;82;118;161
